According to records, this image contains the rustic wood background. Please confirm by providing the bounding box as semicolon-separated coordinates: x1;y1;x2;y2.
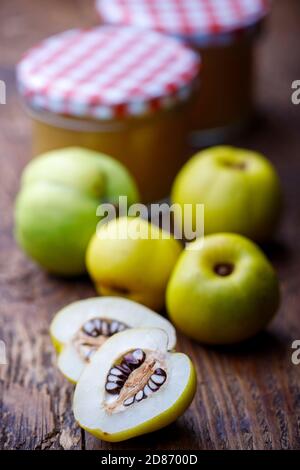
0;0;300;450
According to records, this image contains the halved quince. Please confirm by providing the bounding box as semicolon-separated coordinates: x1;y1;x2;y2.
73;328;196;442
50;297;176;383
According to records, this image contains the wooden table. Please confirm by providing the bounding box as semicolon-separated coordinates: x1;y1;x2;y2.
0;0;300;450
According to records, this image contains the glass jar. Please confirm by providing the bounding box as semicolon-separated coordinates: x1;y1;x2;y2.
189;29;257;146
17;26;200;203
27;102;192;203
96;0;270;146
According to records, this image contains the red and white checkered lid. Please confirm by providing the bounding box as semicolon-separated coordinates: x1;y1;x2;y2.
17;26;200;120
96;0;270;43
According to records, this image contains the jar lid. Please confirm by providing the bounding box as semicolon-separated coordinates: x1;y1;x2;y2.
17;26;200;120
96;0;270;44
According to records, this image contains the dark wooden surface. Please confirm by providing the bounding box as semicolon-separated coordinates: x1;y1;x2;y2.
0;0;300;450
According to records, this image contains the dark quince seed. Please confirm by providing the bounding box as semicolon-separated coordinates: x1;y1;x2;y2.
124;349;145;369
107;375;124;385
123;360;138;371
119;362;132;375
151;371;166;386
143;384;152;397
105;382;121;394
109;367;122;376
135;390;144;402
123;396;135;407
109;321;127;335
148;379;159;392
123;353;139;366
132;349;145;363
81;321;94;335
109;321;120;335
82;319;101;337
93;318;102;331
154;368;167;377
101;321;109;336
109;367;127;380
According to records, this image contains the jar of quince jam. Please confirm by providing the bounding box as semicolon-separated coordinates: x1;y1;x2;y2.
17;26;200;202
96;0;270;146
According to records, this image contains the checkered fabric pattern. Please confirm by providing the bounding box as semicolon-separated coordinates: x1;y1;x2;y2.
96;0;270;40
17;26;200;120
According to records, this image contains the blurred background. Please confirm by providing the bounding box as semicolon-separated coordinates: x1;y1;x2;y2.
1;1;300;192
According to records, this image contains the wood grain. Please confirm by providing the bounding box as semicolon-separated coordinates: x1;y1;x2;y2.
0;0;300;450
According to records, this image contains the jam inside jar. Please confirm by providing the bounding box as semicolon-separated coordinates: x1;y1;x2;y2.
189;30;257;146
29;101;192;203
17;25;200;202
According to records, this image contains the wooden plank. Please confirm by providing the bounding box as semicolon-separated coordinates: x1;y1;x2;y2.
0;0;300;450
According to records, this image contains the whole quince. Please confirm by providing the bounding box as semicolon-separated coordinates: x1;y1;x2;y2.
15;147;139;276
86;217;183;311
171;146;282;242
